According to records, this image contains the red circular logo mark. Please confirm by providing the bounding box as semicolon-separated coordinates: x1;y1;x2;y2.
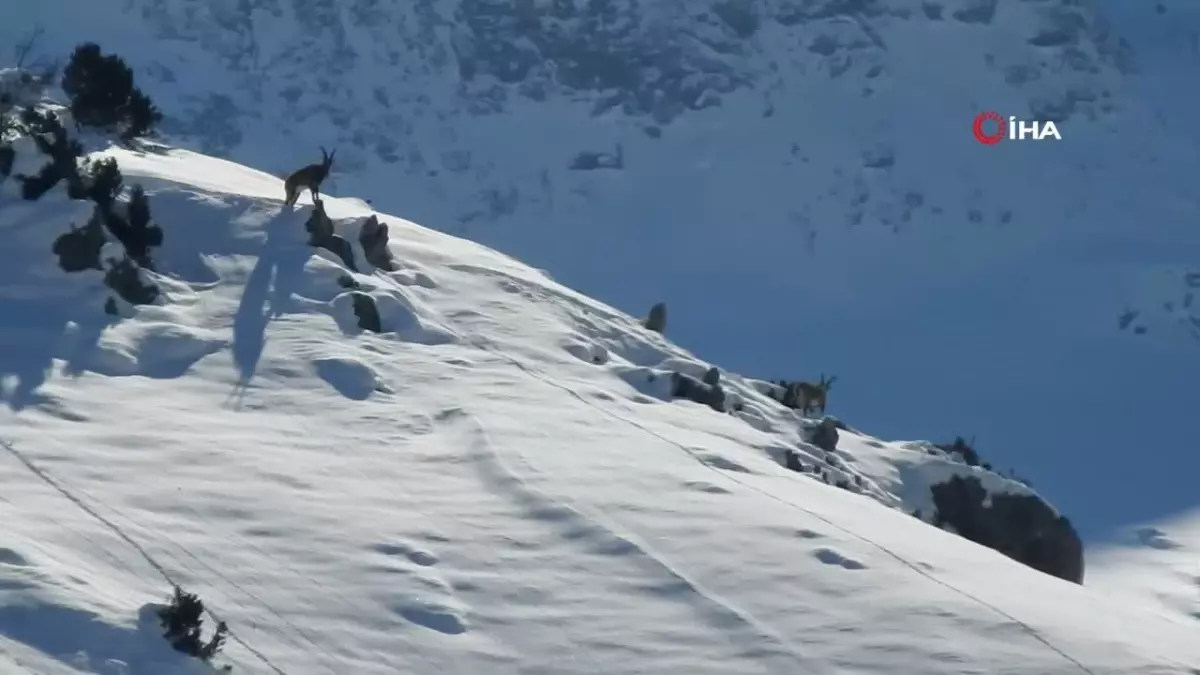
973;111;1006;145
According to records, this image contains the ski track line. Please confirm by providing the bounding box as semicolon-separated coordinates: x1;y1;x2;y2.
461;344;1103;675
0;436;291;675
434;407;820;674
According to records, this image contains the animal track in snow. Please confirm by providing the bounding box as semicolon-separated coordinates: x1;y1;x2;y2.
695;452;753;474
682;480;732;495
395;598;468;635
812;547;867;570
374;541;440;567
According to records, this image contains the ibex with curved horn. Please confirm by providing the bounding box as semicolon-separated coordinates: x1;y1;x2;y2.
778;374;837;416
284;146;335;206
797;373;836;416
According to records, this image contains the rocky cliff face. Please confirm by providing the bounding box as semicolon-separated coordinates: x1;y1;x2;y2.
930;474;1084;583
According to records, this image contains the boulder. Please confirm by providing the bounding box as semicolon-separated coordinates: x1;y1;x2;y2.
929;475;1084;583
358;215;397;271
305;198;358;272
644;302;667;334
351;292;382;333
670;371;726;412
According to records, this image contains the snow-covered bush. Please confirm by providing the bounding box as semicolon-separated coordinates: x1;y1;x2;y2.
13;107;86;200
158;586;229;665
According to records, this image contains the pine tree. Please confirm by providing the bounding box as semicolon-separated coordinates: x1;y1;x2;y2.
61;42;160;140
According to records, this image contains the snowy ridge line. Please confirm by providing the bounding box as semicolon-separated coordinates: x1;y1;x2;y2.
0;436;290;675
462;339;1101;675
442;407;822;674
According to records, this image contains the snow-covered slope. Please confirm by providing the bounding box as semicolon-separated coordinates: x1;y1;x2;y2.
1089;509;1200;628
5;0;1198;537
1;118;1199;673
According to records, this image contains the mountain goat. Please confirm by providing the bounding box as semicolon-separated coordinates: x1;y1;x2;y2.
284;147;335;206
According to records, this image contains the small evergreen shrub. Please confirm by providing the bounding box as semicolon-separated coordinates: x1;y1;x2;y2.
61;43;161;141
84;156;123;209
157;586;228;663
15;108;86;200
122;184;163;269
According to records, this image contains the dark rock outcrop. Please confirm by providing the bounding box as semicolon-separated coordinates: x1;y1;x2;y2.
805;417;840;453
644;302;667;334
305;198;357;272
671;371;726;412
929;475;1084;583
351;292;382;333
358;215;397;271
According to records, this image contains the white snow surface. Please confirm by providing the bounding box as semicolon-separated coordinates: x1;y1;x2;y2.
1089;509;1200;629
0;141;1197;674
4;0;1198;539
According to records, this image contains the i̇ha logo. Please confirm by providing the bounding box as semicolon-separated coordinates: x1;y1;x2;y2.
972;111;1061;145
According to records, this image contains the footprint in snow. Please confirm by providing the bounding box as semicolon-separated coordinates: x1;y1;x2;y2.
374;541;440;567
683;480;732;495
696;452;753;474
813;547;867;570
795;529;824;540
396;600;468;635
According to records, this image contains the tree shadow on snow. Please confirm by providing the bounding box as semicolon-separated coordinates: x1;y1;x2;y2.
0;297;114;414
228;207;311;406
0;600;210;675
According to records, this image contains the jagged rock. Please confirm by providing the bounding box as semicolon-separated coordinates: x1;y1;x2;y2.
784;449;805;472
929;475;1084;583
358;215;397;271
52;207;107;272
305;198;358;272
104;256;159;305
351;292;382;333
670;371;726;412
644;302;667;334
702;367;721;386
305;198;335;241
807;417;840;453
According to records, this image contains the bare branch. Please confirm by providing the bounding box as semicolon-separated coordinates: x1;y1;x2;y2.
14;24;46;69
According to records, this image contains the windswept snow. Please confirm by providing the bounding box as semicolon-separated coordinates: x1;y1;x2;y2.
0;145;1197;674
1090;510;1200;628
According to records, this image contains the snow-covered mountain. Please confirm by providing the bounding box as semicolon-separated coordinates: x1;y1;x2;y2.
1;91;1199;674
2;0;1198;534
1090;509;1200;627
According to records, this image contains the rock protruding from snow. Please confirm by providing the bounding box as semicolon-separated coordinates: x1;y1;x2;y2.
929;474;1084;583
306;198;358;272
671;370;727;412
644;302;667;334
352;292;382;333
803;417;841;453
359;215;397;271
